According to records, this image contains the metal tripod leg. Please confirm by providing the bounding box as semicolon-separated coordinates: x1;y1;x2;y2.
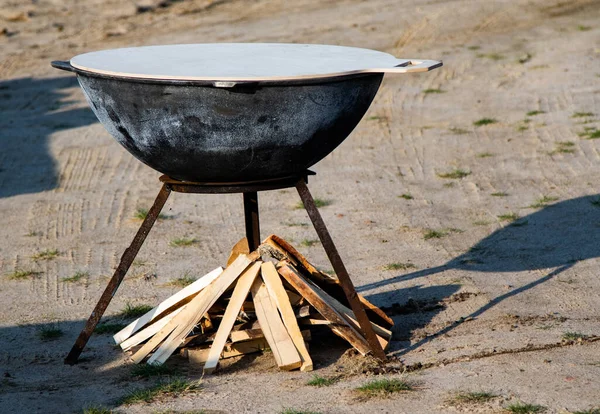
243;191;260;251
295;179;386;361
64;184;172;365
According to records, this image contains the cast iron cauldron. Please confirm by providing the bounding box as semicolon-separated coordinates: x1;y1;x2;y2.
52;44;441;182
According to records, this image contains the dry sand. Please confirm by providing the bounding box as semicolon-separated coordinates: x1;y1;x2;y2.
1;0;599;413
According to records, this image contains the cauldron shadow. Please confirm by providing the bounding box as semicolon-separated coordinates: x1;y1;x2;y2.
359;194;600;355
0;75;97;198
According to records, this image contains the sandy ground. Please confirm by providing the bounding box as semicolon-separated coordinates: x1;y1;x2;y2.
1;0;600;413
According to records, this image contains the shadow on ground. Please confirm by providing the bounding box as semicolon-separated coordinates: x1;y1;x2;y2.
0;75;97;198
360;195;600;354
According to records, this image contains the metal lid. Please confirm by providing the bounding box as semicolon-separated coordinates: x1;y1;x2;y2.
70;43;440;82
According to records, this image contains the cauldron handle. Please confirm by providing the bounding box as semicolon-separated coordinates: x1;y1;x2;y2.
51;60;77;73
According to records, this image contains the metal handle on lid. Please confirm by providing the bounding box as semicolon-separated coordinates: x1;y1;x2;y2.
51;60;77;73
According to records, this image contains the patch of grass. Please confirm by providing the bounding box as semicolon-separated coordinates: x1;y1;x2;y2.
437;169;471;179
467;45;480;50
130;363;178;379
491;192;508;197
366;115;386;121
382;262;417;271
38;325;63;341
62;271;89;283
6;269;42;280
549;141;576;155
134;208;169;220
579;127;600;139
505;402;546;413
119;303;153;318
119;378;201;405
498;213;519;222
169;237;198;247
477;152;494;158
473;118;497;126
577;25;592;31
529;195;559;208
572;112;594;118
82;406;114;414
562;332;588;341
295;198;331;209
423;88;445;94
526;110;545;116
517;124;529;132
355;378;412;398
443;182;455;188
32;249;59;261
573;408;600;414
300;239;319;247
476;53;504;60
169;272;196;287
453;391;497;403
399;193;413;200
280;410;322;414
424;229;447;239
95;323;127;334
449;127;469;135
306;375;337;387
473;220;491;226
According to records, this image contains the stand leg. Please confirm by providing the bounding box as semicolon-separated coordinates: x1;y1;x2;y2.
243;191;260;251
295;180;386;361
64;184;172;365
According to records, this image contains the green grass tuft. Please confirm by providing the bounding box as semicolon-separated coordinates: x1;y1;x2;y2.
169;273;197;287
32;249;59;261
62;271;89;283
399;193;413;200
119;378;201;405
549;141;576;155
579;127;600;139
572;112;594;118
134;208;169;220
477;152;494;158
119;303;153;318
423;88;445;94
38;325;63;341
526;110;545;116
437;169;471;179
300;239;319;247
467;45;480;50
280;410;322;414
476;53;504;61
562;332;588;341
355;378;412;398
82;406;114;414
529;195;559;208
498;213;519;222
505;402;546;413
306;375;337;387
424;229;447;240
295;198;331;209
473;118;497;126
491;192;508;197
130;363;178;379
382;262;417;271
169;237;198;247
449;127;469;135
577;25;592;31
6;269;42;280
573;409;600;414
454;391;497;403
95;323;127;334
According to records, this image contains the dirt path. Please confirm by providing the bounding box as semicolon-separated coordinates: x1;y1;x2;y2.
1;0;599;413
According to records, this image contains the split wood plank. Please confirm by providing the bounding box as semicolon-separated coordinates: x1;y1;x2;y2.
203;261;261;374
120;306;184;351
251;278;302;370
298;317;331;326
114;267;223;344
226;237;249;266
131;254;254;364
188;337;269;364
230;328;311;343
265;236;393;328
277;263;371;355
261;261;313;371
147;254;259;365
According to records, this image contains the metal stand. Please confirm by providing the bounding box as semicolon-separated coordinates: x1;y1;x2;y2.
64;171;385;364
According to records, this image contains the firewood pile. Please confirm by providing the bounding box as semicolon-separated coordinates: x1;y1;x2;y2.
113;235;393;373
